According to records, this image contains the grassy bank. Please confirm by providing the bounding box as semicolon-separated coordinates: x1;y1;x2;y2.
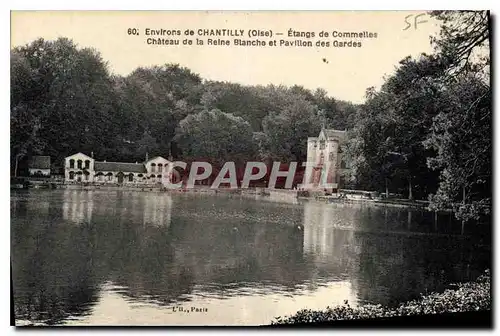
271;270;490;325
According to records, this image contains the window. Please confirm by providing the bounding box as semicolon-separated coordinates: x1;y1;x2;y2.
128;174;134;182
84;160;90;169
319;141;325;150
69;171;75;180
313;141;317;148
329;152;334;161
69;159;75;168
158;163;163;173
319;153;324;165
84;174;89;181
151;163;156;173
108;175;113;181
77;160;82;169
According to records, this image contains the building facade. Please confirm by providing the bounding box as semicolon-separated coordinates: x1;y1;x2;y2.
28;156;51;177
64;152;171;185
305;128;349;191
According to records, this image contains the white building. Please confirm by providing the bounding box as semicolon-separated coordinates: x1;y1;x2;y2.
64;152;171;185
305;128;349;192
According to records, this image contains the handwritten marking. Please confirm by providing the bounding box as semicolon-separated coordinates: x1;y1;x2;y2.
403;13;428;30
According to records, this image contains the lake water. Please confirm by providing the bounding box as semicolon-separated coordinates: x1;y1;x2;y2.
11;189;491;326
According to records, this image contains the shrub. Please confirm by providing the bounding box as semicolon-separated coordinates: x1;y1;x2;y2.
271;270;490;325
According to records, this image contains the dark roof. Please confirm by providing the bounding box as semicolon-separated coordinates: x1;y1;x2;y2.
29;156;51;169
94;161;147;173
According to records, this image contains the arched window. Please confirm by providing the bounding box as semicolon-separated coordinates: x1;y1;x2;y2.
128;173;134;182
77;160;83;169
69;171;75;180
319;153;324;165
84;160;90;169
158;163;163;173
151;163;156;173
157;175;162;179
138;174;143;178
150;174;156;178
69;159;75;169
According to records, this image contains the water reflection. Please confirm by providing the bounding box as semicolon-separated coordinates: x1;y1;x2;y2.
11;190;490;326
62;190;94;225
301;200;490;307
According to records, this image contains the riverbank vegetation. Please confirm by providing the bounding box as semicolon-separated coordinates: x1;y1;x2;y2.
271;270;491;325
11;11;490;222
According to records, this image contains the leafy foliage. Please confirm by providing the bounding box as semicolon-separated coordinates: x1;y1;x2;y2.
343;11;491;222
271;270;490;325
174;109;257;166
11;38;355;175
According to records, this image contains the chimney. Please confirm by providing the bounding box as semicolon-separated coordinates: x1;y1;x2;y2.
145;152;149;162
91;151;94;158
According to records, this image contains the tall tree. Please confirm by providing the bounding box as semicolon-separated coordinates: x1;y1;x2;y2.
260;96;321;162
11;38;118;169
174;109;257;167
430;10;490;75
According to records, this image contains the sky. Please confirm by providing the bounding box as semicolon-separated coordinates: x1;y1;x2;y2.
11;11;441;103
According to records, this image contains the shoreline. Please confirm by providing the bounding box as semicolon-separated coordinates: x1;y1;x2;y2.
11;179;433;210
270;270;491;327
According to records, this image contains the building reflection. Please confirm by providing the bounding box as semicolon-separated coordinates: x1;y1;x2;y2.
301;201;359;302
142;193;172;228
302;201;357;266
62;189;94;225
60;190;173;229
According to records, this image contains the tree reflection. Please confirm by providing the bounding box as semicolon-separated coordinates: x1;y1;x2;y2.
351;206;491;306
12;203;101;325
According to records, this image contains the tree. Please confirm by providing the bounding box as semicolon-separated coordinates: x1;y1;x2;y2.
260;96;321;162
344;55;447;199
174;109;257;167
422;11;491;222
11;38;118;170
114;64;203;160
430;11;490;76
424;75;490;222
